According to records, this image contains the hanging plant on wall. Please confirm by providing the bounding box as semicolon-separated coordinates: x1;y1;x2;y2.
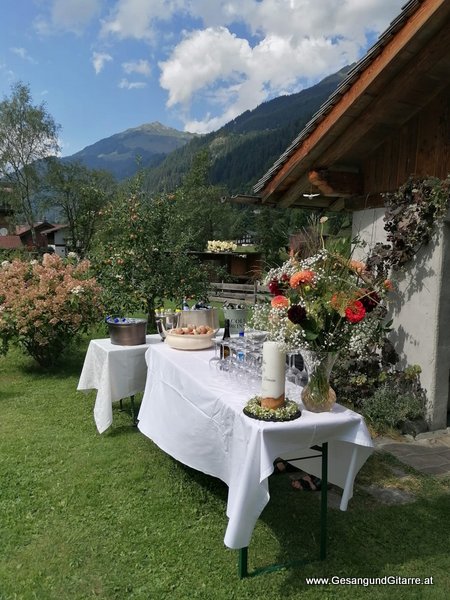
372;175;450;270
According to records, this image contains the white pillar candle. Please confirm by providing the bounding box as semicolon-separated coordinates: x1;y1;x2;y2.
261;341;285;401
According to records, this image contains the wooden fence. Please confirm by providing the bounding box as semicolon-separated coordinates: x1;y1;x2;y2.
208;281;269;305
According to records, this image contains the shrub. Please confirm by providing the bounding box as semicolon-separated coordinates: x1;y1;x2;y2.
331;348;426;433
361;382;424;433
0;253;102;367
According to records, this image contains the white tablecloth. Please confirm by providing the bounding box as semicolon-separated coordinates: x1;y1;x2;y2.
77;335;160;433
138;342;374;550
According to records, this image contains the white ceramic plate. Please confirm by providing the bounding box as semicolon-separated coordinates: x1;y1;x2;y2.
165;331;215;350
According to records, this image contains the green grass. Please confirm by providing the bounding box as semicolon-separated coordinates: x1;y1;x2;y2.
1;337;449;600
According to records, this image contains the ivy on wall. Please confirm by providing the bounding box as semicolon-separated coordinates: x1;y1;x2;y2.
367;175;450;273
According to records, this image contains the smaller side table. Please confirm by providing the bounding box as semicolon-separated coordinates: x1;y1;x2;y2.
77;335;160;433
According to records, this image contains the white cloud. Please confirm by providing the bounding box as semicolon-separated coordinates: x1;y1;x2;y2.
34;0;406;133
122;59;151;77
160;27;251;107
156;0;405;132
118;78;147;90
101;0;185;40
34;0;102;35
10;47;37;64
92;52;113;74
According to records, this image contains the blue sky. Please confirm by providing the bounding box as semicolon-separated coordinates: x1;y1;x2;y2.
0;0;405;157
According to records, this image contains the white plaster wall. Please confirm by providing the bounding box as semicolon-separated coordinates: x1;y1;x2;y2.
54;229;68;257
352;208;449;430
352;208;386;258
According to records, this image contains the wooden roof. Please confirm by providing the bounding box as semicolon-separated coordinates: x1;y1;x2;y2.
252;0;450;210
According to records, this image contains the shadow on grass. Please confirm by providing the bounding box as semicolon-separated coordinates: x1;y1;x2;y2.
254;473;450;589
21;348;86;379
156;454;450;587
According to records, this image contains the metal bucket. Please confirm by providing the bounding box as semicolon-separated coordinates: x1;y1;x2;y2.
107;317;148;346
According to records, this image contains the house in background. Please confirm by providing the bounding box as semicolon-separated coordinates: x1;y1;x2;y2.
242;0;450;430
41;224;70;257
15;222;53;250
0;234;22;251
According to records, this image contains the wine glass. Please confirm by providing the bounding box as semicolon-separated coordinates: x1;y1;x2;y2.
286;351;302;386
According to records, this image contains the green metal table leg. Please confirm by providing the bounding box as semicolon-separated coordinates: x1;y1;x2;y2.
320;442;328;560
236;442;329;578
238;547;248;578
130;395;138;426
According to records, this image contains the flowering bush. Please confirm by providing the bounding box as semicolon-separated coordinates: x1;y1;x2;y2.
250;244;392;356
206;240;237;253
0;254;102;366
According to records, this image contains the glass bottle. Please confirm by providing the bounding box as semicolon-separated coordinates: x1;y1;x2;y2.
221;318;231;359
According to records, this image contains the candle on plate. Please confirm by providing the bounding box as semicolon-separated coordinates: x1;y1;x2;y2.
260;341;285;409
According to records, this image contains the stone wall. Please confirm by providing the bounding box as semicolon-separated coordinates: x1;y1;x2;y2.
352;208;450;430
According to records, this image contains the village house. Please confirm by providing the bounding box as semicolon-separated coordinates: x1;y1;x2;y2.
239;0;450;430
41;223;71;257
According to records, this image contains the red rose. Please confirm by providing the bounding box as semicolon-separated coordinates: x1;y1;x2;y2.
345;300;366;323
268;280;281;295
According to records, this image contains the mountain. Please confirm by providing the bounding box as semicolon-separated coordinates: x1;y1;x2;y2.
143;66;353;194
62;122;198;180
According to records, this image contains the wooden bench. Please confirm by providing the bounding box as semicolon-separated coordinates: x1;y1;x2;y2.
208;282;269;305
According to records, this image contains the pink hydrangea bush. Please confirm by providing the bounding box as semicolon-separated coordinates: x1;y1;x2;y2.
0;253;102;367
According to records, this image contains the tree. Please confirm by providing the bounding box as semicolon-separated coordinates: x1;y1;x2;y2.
43;159;116;257
91;173;211;325
173;150;246;250
0;82;60;244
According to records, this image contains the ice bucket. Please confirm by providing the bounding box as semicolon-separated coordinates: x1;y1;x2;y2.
106;317;148;346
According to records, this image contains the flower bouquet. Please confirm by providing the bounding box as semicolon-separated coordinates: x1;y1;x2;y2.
250;239;392;412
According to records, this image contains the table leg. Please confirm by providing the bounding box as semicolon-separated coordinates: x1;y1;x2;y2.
119;399;124;411
238;547;248;579
130;395;138;426
237;442;329;578
320;442;328;560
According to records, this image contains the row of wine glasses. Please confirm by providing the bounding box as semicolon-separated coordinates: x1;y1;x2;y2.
209;331;308;394
209;335;265;393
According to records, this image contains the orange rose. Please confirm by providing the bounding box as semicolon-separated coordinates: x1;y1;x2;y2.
330;292;350;315
383;279;394;291
271;295;290;309
290;270;315;288
349;259;366;275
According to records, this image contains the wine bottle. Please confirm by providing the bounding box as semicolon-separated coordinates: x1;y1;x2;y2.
221;319;231;359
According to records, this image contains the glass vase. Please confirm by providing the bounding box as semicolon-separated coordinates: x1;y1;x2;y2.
301;350;339;412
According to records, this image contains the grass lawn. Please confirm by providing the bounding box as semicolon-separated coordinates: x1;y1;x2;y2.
1;335;449;600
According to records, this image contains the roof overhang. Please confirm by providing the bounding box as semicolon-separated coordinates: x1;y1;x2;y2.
254;0;450;210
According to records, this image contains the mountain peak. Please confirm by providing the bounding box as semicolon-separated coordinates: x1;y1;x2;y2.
63;122;197;179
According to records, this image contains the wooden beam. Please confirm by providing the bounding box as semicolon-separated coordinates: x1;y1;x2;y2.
308;169;363;197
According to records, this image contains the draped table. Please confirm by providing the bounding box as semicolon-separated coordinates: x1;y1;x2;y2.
77;335;160;433
137;339;374;573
